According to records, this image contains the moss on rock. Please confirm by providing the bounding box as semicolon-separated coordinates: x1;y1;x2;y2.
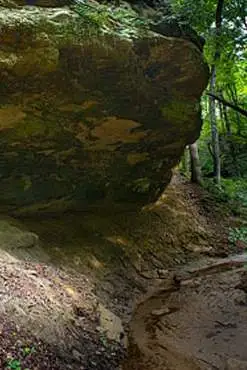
0;2;209;214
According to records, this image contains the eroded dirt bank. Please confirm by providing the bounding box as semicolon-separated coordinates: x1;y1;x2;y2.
124;255;247;370
0;174;245;369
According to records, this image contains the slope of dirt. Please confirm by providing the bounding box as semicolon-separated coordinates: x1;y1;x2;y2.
20;173;233;319
0;173;243;369
0;249;125;369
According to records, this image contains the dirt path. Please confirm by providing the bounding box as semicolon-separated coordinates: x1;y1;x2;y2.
0;173;245;369
124;255;247;370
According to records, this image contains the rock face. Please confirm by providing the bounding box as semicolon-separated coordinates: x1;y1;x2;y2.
0;2;208;214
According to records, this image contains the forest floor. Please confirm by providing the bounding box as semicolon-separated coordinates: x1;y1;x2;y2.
125;253;247;370
0;173;246;370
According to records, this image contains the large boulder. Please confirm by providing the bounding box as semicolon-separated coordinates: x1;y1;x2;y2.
0;3;208;214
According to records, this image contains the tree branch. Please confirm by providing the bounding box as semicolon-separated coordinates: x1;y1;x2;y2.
207;93;247;118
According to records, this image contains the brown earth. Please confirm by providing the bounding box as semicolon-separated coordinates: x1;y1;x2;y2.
124;254;247;370
0;173;245;369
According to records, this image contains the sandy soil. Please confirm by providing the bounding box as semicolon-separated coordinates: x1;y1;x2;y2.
125;255;247;370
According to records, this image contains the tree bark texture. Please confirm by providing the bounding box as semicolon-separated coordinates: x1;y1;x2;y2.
208;0;224;185
189;142;202;184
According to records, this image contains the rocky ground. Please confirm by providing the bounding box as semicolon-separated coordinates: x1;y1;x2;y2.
0;173;245;369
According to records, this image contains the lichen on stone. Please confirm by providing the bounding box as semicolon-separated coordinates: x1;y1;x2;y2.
0;1;209;214
161;100;199;124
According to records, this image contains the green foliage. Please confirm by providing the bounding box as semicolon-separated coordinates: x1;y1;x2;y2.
203;177;247;218
203;178;228;202
22;346;36;357
72;1;149;38
99;332;109;347
221;178;247;207
173;0;246;186
6;359;21;370
5;344;35;369
220;136;247;178
73;2;110;29
199;121;247;178
170;0;216;34
229;227;247;246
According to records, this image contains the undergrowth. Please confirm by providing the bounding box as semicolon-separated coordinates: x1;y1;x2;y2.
203;178;247;217
203;177;247;249
229;226;247;247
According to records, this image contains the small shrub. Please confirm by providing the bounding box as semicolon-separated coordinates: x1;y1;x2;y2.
228;227;247;246
203;178;247;217
22;346;36;357
6;359;21;370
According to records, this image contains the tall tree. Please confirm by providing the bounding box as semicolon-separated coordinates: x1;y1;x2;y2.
208;0;224;185
170;0;247;179
189;142;203;184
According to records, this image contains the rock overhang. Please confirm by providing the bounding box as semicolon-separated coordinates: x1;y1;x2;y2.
0;3;209;214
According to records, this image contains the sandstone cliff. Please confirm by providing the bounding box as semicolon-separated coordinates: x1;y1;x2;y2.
0;1;208;213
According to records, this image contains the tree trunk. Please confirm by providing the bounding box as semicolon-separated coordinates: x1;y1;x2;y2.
232;84;242;135
189;142;202;184
218;93;240;176
218;91;231;134
180;146;190;178
208;0;224;185
227;84;242;135
209;66;221;184
219;101;225;132
222;103;231;134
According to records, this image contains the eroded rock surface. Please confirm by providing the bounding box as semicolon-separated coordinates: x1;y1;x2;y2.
0;2;208;214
